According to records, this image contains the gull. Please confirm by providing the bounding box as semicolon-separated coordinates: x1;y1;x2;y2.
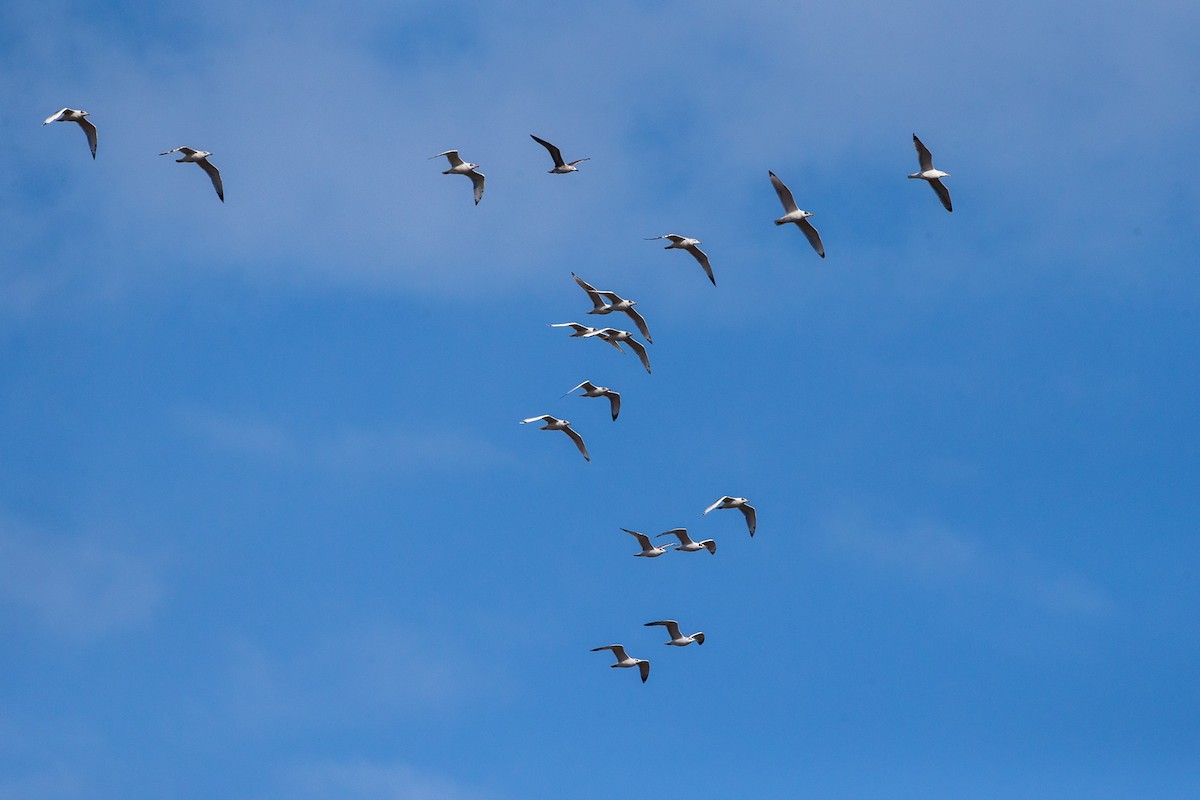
160;147;224;202
657;528;716;554
644;620;705;647
549;322;624;352
622;528;673;558
909;134;952;212
591;644;650;683
520;415;589;462
769;171;824;258
530;134;590;173
703;496;756;537
585;328;652;374
431;149;485;205
645;235;715;286
571;274;653;342
561;380;621;421
43;108;97;159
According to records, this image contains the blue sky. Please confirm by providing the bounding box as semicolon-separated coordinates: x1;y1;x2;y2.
2;1;1199;797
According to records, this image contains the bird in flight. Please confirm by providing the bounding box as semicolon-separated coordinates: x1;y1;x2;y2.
561;380;621;421
703;496;756;537
908;134;953;212
431;149;486;205
585;328;652;374
657;528;716;554
571;274;653;343
530;134;590;173
768;171;824;258
43;108;97;159
622;528;673;558
520;415;590;462
591;644;650;683
644;620;705;647
645;234;715;285
160;147;224;202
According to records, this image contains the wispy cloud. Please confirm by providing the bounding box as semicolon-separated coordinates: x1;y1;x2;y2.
273;759;489;800
0;518;164;641
173;406;510;473
820;509;1113;616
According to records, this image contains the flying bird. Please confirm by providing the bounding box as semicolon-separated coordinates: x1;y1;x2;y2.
909;134;952;212
585;328;652;374
43;108;97;159
549;322;624;352
520;415;590;462
160;147;223;201
431;149;485;205
703;496;756;537
657;528;716;554
571;274;653;342
561;380;621;421
622;528;672;558
768;171;823;258
530;134;590;173
591;644;650;683
644;620;705;647
645;235;715;285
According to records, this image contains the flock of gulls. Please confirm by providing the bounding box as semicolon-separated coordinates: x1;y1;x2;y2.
42;105;954;685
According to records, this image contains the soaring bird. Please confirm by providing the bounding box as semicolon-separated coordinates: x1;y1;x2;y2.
645;234;715;285
431;149;486;205
520;415;590;462
571;274;653;342
530;134;590;173
561;380;621;421
644;620;705;647
768;171;823;258
549;321;624;352
657;528;716;554
585;328;652;374
160;147;224;202
591;644;650;683
43;108;97;159
703;496;756;537
909;134;953;212
622;528;672;558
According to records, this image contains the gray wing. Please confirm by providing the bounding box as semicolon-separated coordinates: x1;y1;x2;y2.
685;244;715;285
658;528;692;545
625;338;652;374
159;146;195;156
520;415;554;424
77;118;97;159
638;660;650;683
198;158;224;202
913;134;934;172
621;528;651;548
43;108;68;125
592;644;628;662
530;134;565;168
929;178;953;212
769;171;799;214
703;497;730;515
604;389;621;421
740;503;757;537
622;307;652;343
434;149;464;168
468;170;485;205
560;380;591;398
798;218;825;258
566;158;590;167
645;620;682;639
572;273;606;310
561;425;590;462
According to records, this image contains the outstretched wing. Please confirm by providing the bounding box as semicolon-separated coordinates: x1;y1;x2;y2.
626;338;652;374
620;528;651;548
467;170;485;205
572;273;606;310
520;415;554;424
622;307;652;343
637;660;650;683
912;134;934;172
769;171;799;215
740;503;757;537
798;218;825;258
685;244;715;286
43;108;68;125
198;158;224;202
530;134;565;168
604;389;621;421
929;177;953;212
561;425;590;462
703;497;730;515
658;528;691;545
433;149;465;168
77;118;98;159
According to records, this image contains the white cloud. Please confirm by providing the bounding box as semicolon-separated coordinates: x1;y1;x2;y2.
0;518;164;641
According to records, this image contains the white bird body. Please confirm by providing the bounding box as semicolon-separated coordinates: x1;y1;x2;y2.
591;644;650;682
646;234;715;285
622;528;672;558
562;380;621;421
657;528;716;554
908;134;953;212
644;620;705;647
571;274;653;342
768;171;824;258
703;496;756;537
160;146;223;201
520;415;590;462
43;108;97;159
585;328;652;374
531;134;589;173
431;149;486;204
550;321;624;352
